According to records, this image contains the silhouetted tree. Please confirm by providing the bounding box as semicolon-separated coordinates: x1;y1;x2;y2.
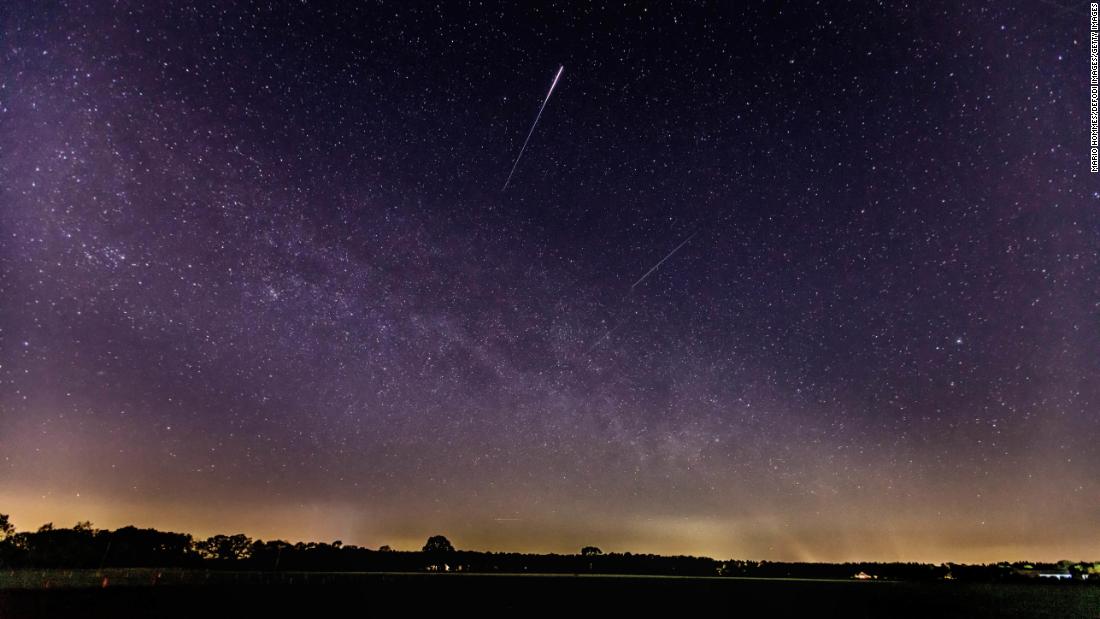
249;539;292;570
422;535;455;554
197;534;253;561
0;514;18;568
581;546;602;556
104;526;195;567
21;522;100;567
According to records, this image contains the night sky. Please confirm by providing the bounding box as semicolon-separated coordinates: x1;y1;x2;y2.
2;1;1097;563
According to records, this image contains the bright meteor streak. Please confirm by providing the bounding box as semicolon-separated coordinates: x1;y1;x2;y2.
502;65;564;191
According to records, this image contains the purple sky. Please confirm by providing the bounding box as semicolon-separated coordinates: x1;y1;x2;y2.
1;1;1097;563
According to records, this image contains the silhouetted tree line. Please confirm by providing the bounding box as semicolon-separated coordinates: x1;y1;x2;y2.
0;514;1096;583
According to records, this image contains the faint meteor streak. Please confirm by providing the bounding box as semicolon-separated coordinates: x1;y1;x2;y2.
585;317;630;354
630;231;698;290
502;65;564;191
586;230;700;354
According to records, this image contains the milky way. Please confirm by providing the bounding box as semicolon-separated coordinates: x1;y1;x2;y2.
1;2;1098;562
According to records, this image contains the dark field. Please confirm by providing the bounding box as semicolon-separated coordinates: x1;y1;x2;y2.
2;571;1099;618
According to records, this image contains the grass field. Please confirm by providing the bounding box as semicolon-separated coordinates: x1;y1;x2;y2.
1;569;1098;618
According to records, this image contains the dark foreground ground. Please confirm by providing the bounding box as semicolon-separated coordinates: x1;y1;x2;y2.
2;571;1099;618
